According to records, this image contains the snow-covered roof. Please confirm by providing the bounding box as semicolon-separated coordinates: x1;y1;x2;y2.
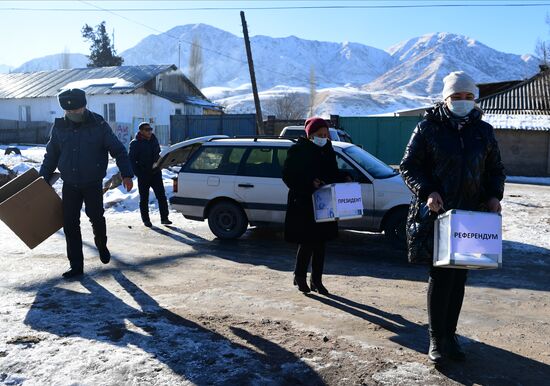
0;65;176;99
484;113;550;131
147;90;222;110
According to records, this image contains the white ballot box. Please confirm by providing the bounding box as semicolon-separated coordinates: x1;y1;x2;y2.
313;182;363;223
434;209;502;269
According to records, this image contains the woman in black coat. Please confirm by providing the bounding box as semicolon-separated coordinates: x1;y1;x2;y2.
282;117;348;295
400;71;505;364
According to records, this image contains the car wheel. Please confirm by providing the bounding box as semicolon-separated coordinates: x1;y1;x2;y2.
207;201;248;239
383;208;408;248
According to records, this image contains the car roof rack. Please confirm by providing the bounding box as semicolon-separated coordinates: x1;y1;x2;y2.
211;135;298;142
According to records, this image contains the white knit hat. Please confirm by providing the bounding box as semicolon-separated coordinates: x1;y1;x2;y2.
442;71;478;100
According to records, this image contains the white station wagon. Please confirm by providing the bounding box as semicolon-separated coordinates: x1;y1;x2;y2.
155;136;413;243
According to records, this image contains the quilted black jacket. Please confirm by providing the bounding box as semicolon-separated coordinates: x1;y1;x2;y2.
399;103;506;263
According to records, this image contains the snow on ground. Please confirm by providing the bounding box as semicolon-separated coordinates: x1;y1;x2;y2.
0;144;549;385
1;144;548;257
1;145;549;217
0;145;176;217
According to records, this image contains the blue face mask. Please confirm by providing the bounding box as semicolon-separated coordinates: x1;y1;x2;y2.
447;100;475;117
312;136;328;147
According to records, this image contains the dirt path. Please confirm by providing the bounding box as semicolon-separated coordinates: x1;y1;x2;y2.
0;183;549;385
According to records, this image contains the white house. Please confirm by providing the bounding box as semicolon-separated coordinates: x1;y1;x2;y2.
0;64;222;146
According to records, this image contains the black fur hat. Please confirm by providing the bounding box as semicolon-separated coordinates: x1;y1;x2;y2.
58;88;87;110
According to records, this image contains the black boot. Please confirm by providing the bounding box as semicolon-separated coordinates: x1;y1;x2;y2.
94;237;111;264
293;276;310;293
428;333;444;364
310;279;329;295
161;218;172;225
98;246;111;264
445;334;466;361
62;267;83;279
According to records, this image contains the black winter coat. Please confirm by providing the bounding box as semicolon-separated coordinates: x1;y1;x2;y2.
40;110;133;186
400;103;506;263
128;133;162;179
282;137;345;244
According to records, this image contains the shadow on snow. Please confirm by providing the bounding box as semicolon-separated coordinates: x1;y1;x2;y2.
23;272;325;386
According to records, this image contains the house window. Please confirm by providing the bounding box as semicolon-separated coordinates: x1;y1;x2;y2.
18;105;31;122
103;103;116;122
175;108;182;115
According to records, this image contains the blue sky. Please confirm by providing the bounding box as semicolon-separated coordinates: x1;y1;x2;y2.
1;0;549;67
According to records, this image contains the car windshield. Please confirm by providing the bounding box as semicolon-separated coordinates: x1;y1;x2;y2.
343;146;398;179
282;129;304;137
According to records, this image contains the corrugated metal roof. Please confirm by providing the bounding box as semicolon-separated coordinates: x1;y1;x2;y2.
0;65;176;99
147;90;221;109
478;69;550;115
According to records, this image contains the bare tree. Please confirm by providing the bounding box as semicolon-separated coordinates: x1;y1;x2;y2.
267;92;308;120
189;35;203;89
535;38;549;65
309;65;317;116
59;46;71;69
535;13;550;66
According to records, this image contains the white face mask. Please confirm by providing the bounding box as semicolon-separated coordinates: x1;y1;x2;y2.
312;136;328;147
447;100;475;117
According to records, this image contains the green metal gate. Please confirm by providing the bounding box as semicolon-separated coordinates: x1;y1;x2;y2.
339;116;422;165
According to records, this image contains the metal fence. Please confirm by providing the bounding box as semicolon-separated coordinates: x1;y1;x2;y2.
170;114;257;144
339;116;422;165
154;125;170;146
0;119;51;144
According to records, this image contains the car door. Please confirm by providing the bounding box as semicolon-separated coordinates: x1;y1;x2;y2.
233;146;289;224
168;145;246;218
153;135;229;171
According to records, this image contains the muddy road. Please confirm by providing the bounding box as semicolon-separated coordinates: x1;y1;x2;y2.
1;182;549;385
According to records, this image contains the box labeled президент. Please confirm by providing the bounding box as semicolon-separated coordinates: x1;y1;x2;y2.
313;182;363;223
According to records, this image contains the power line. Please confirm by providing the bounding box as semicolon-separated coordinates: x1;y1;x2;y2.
13;0;544;1
77;0;336;86
3;3;550;11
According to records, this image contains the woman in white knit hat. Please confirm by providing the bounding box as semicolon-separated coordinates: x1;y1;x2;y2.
400;71;506;364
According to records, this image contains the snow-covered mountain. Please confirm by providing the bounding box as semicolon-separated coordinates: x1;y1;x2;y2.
366;32;539;95
9;25;540;115
121;23;396;89
13;53;88;73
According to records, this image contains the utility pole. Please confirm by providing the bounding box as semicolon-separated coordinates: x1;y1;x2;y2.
240;11;264;135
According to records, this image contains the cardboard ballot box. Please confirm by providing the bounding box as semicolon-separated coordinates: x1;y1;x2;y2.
433;209;502;269
0;168;63;249
313;182;363;223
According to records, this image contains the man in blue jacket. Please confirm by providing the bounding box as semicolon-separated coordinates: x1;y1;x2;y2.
40;88;134;279
128;122;171;227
